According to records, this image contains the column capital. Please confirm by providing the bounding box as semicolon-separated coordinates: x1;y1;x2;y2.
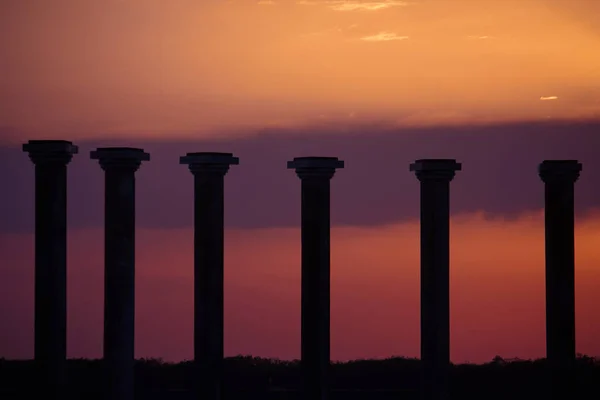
23;140;78;165
410;159;461;182
538;160;582;184
179;152;239;176
287;156;344;180
90;147;150;172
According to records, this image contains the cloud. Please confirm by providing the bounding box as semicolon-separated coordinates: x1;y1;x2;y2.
329;1;409;11
360;32;409;41
297;0;409;11
257;0;276;4
540;96;559;101
2;120;600;234
468;35;495;40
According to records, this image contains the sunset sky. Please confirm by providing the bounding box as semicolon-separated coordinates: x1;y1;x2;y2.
1;0;600;363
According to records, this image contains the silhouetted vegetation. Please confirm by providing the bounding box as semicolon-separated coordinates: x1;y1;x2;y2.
1;355;598;399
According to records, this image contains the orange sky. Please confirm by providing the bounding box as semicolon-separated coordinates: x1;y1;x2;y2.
2;211;599;363
1;0;600;142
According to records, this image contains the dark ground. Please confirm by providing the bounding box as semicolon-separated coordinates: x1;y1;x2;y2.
1;355;599;399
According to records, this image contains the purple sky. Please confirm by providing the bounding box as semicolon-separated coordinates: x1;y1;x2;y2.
2;120;599;234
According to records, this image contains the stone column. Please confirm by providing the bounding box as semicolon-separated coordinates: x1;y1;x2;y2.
410;159;461;400
180;152;239;400
91;147;150;400
538;160;581;395
23;140;78;398
287;156;344;400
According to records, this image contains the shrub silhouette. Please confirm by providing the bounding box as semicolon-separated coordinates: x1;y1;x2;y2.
0;355;598;399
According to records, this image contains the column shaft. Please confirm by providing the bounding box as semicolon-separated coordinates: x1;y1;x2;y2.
301;177;331;400
544;180;576;365
91;147;149;400
193;173;225;400
180;152;238;400
24;140;78;399
104;169;136;400
410;159;460;400
288;156;343;400
34;162;68;396
539;160;581;398
419;180;450;400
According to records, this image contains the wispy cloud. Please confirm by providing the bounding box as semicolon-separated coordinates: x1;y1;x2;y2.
360;32;409;41
540;96;558;101
297;0;410;11
257;0;276;4
330;1;409;11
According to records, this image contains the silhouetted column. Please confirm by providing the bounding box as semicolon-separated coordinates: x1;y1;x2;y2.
410;159;461;400
180;152;239;400
538;160;581;395
288;157;344;400
22;140;78;398
91;147;150;400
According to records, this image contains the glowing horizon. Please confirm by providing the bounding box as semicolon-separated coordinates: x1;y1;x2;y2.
1;210;599;363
